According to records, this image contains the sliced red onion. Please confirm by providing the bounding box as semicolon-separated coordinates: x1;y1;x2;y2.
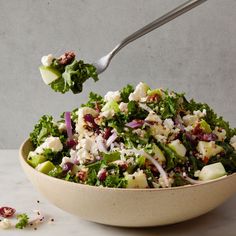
125;119;144;129
96;136;107;153
106;132;118;147
121;148;169;188
181;174;205;185
64;112;73;140
136;149;169;188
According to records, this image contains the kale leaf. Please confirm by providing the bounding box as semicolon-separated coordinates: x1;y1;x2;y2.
50;59;98;94
15;213;29;229
120;84;134;102
82;92;104;109
30;115;65;148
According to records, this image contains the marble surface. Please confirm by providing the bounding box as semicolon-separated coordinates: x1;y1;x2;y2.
1;150;236;236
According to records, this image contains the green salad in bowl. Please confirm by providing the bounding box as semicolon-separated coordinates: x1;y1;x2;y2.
27;76;236;188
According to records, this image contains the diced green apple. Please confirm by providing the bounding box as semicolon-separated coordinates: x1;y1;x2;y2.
101;100;120;113
199;120;212;133
125;171;148;188
153;144;166;163
36;161;55;174
39;66;61;85
168;139;186;157
199;162;226;181
27;153;47;168
197;141;223;159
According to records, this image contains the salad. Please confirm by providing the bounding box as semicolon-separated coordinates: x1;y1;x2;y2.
39;52;98;94
27;82;236;188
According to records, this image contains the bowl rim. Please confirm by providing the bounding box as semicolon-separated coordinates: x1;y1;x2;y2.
19;138;236;192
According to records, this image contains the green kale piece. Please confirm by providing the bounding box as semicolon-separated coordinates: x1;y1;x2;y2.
48;165;64;178
120;84;134;102
29;115;65;148
104;175;127;188
158;91;185;119
82;92;104;109
15;214;29;229
172;173;189;187
102;152;120;163
208;142;236;173
50;59;98;94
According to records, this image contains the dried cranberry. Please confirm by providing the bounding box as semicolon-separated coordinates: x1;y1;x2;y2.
103;128;112;140
119;163;128;172
200;133;217;142
147;93;160;102
0;207;16;218
98;170;107;181
77;171;87;181
66;139;77;148
192;123;203;135
62;162;74;173
58;51;75;65
84;114;99;130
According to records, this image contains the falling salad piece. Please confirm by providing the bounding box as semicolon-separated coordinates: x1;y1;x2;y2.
39;51;98;94
0;203;54;230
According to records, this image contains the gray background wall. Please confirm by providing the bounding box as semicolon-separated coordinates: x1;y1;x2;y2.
0;0;236;149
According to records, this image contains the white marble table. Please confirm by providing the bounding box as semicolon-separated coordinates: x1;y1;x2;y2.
1;150;236;236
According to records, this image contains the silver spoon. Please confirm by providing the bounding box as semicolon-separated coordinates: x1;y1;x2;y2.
93;0;207;75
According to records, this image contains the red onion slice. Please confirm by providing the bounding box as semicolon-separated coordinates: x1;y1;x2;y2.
64;112;73;140
96;136;107;153
125;120;144;129
106;132;118;147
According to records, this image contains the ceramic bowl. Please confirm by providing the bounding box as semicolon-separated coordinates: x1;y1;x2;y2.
19;139;236;227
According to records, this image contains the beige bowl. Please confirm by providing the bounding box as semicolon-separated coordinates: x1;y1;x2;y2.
19;139;236;227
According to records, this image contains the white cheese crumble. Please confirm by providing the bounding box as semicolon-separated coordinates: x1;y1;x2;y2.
99;110;115;119
0;219;12;229
193;109;206;118
163;118;174;130
145;111;162;123
33;136;63;154
230;135;236;150
182;114;198;126
41;54;54;67
42;136;63;152
119;102;128;113
58;122;67;133
129;82;149;101
104;91;121;102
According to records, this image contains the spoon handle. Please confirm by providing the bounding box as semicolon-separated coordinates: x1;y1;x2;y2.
110;0;207;58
